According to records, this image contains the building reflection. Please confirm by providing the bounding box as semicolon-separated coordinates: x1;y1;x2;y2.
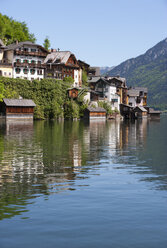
0;117;166;220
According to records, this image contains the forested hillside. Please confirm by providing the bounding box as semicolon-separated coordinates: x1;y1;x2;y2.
107;38;167;110
0;13;36;45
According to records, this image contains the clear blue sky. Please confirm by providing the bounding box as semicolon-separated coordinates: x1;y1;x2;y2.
1;0;167;66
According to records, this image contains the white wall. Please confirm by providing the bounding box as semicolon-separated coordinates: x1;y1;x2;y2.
74;70;79;87
13;55;44;80
13;67;44;80
83;92;90;103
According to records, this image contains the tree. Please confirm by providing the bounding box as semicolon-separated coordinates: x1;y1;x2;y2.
0;13;36;45
0;83;5;101
43;37;50;51
82;69;88;86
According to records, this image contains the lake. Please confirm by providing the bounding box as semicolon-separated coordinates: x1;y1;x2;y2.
0;116;167;248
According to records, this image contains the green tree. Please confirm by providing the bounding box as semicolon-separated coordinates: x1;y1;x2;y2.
0;83;5;101
43;37;50;51
82;69;88;86
0;13;36;45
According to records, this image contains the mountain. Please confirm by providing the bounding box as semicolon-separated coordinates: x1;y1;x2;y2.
107;38;167;110
100;66;115;75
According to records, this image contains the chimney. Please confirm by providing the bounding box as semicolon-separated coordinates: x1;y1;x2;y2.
51;48;57;52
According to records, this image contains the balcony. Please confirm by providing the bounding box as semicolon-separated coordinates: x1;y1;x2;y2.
0;59;12;66
14;62;46;69
15;50;48;57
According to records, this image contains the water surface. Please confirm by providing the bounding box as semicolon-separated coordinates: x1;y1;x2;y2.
0;117;167;247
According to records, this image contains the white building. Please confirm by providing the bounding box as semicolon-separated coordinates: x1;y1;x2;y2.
94;78;120;111
4;41;48;80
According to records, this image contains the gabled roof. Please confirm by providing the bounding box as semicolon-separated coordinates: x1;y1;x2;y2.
132;87;148;93
127;89;140;97
4;41;48;53
44;51;77;65
134;106;147;112
3;98;36;107
86;107;106;112
88;76;101;83
107;76;126;84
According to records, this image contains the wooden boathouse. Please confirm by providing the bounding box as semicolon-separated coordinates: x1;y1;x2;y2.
0;98;36;119
84;107;106;120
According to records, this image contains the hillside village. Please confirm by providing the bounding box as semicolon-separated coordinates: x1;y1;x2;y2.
0;39;160;120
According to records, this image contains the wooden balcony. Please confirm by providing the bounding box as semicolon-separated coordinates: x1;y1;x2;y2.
14;62;46;69
0;60;12;66
15;50;48;57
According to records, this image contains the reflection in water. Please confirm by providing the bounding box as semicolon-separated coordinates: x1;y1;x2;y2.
0;117;167;221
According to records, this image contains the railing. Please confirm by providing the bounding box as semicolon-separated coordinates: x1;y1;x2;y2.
14;62;46;68
15;50;47;57
0;59;12;66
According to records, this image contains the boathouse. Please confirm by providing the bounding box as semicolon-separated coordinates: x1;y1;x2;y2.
147;108;161;119
84;107;106;120
133;106;147;118
0;98;36;119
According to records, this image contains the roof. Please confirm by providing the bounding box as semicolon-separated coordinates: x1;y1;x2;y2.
133;87;148;93
78;60;90;67
107;76;126;84
3;98;36;107
88;76;101;83
86;107;106;113
44;51;76;65
149;108;161;114
134;106;147;112
4;41;48;53
127;89;140;97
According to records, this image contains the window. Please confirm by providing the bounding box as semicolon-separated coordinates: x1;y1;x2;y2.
31;48;36;52
16;59;21;63
4;72;6;76
30;69;35;75
15;68;21;74
9;72;11;76
31;60;36;64
38;60;41;64
37;70;42;75
23;68;29;74
24;48;29;52
23;59;29;63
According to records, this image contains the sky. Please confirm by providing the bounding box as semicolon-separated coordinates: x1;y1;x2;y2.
0;0;167;66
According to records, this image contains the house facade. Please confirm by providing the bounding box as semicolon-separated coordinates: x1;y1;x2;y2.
107;76;128;105
0;39;13;78
89;77;121;111
3;41;48;80
127;87;147;107
45;51;82;87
